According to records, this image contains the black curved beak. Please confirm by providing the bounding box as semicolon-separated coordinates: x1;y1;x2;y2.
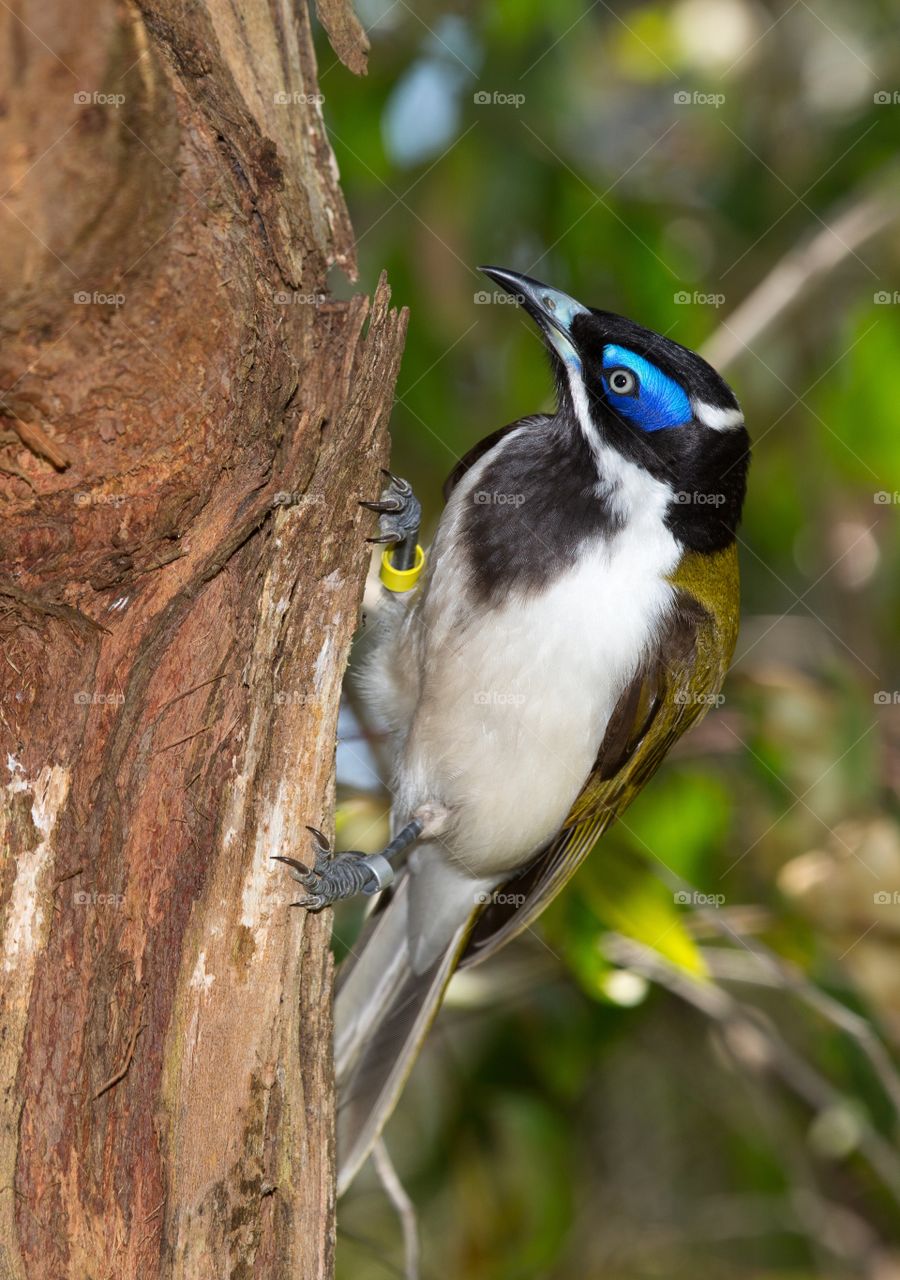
478;266;589;367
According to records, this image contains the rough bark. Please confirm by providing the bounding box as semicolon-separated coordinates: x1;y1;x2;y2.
0;1;405;1276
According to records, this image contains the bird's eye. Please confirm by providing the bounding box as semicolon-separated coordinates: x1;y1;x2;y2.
607;368;638;396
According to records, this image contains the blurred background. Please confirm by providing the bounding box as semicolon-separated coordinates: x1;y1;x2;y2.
317;1;900;1275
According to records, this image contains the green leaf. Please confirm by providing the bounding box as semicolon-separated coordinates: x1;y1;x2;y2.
545;841;708;992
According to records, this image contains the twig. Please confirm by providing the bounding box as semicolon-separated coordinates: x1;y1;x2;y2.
52;865;85;889
372;1138;420;1280
2;413;71;470
703;174;899;371
155;723;216;753
601;933;900;1206
154;673;226;719
92;1020;146;1101
653;865;900;1127
701;944;900;1123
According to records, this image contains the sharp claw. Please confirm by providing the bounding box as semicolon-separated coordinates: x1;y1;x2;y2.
271;854;312;876
305;825;331;852
366;533;401;545
380;468;411;495
359;498;402;514
291;895;325;911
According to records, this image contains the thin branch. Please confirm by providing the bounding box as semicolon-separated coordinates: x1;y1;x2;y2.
2;412;71;469
154;723;217;753
652;865;900;1129
372;1138;420;1280
91;1020;146;1102
703;172;900;371
701;944;900;1123
600;933;900;1207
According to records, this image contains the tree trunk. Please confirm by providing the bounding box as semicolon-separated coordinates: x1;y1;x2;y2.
0;2;405;1276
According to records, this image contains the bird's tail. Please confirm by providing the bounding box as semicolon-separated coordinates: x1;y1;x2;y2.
334;852;488;1195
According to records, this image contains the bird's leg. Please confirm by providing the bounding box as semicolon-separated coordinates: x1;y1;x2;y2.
273;820;423;911
274;471;425;912
276;473;424;912
360;469;421;571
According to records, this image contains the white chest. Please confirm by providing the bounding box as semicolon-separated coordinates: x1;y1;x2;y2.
396;460;680;873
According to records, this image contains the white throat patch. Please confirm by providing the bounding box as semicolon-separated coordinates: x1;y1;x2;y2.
563;361;676;523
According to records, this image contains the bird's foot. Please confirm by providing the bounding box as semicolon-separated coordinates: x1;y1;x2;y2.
273;819;424;910
360;469;421;564
272;826;394;911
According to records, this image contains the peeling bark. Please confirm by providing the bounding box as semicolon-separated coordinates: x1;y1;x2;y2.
0;1;405;1276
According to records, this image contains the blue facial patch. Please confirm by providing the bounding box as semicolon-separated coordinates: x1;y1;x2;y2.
601;344;692;432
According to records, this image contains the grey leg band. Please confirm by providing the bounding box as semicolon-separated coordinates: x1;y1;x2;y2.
362;853;396;894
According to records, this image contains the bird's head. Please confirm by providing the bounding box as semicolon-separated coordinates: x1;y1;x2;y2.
479;266;750;552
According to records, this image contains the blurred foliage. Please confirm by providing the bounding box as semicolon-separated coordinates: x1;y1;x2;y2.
320;0;900;1276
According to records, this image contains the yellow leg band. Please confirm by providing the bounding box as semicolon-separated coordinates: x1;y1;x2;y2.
380;544;426;593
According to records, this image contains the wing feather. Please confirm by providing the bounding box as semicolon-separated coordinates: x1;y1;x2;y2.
442;415;551;500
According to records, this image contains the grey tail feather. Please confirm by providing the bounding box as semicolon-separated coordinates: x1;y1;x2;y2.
334;871;476;1196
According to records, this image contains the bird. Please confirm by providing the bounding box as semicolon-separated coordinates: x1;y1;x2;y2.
275;266;751;1194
